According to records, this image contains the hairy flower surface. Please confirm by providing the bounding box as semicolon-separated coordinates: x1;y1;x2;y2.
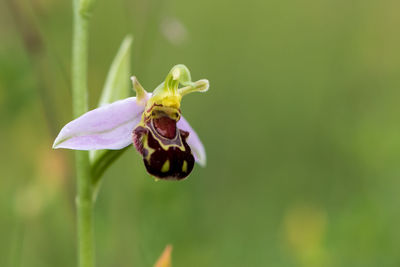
53;65;208;180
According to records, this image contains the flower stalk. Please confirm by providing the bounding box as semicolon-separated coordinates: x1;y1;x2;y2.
72;0;94;266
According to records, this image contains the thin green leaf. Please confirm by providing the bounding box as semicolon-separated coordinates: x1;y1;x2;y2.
91;147;129;187
98;35;133;106
90;35;133;183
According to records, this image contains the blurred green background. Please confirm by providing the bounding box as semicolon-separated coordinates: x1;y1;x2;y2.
1;0;400;266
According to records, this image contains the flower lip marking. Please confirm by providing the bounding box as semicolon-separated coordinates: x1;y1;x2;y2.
134;101;194;180
148;104;181;139
133;123;195;180
153;116;176;139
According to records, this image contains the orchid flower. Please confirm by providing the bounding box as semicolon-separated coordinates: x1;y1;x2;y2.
53;65;209;180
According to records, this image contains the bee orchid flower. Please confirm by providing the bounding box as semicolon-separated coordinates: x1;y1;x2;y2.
53;65;208;180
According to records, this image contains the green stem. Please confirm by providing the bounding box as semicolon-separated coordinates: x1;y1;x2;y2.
75;152;94;267
72;0;94;266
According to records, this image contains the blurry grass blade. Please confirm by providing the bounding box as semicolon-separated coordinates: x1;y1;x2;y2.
98;35;133;106
90;35;133;184
154;245;173;267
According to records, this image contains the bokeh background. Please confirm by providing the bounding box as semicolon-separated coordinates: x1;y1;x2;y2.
1;0;400;266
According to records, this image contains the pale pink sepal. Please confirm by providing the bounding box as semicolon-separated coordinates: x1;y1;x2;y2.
53;97;145;150
177;117;206;166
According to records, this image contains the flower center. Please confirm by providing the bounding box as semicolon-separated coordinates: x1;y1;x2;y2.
153;116;176;139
